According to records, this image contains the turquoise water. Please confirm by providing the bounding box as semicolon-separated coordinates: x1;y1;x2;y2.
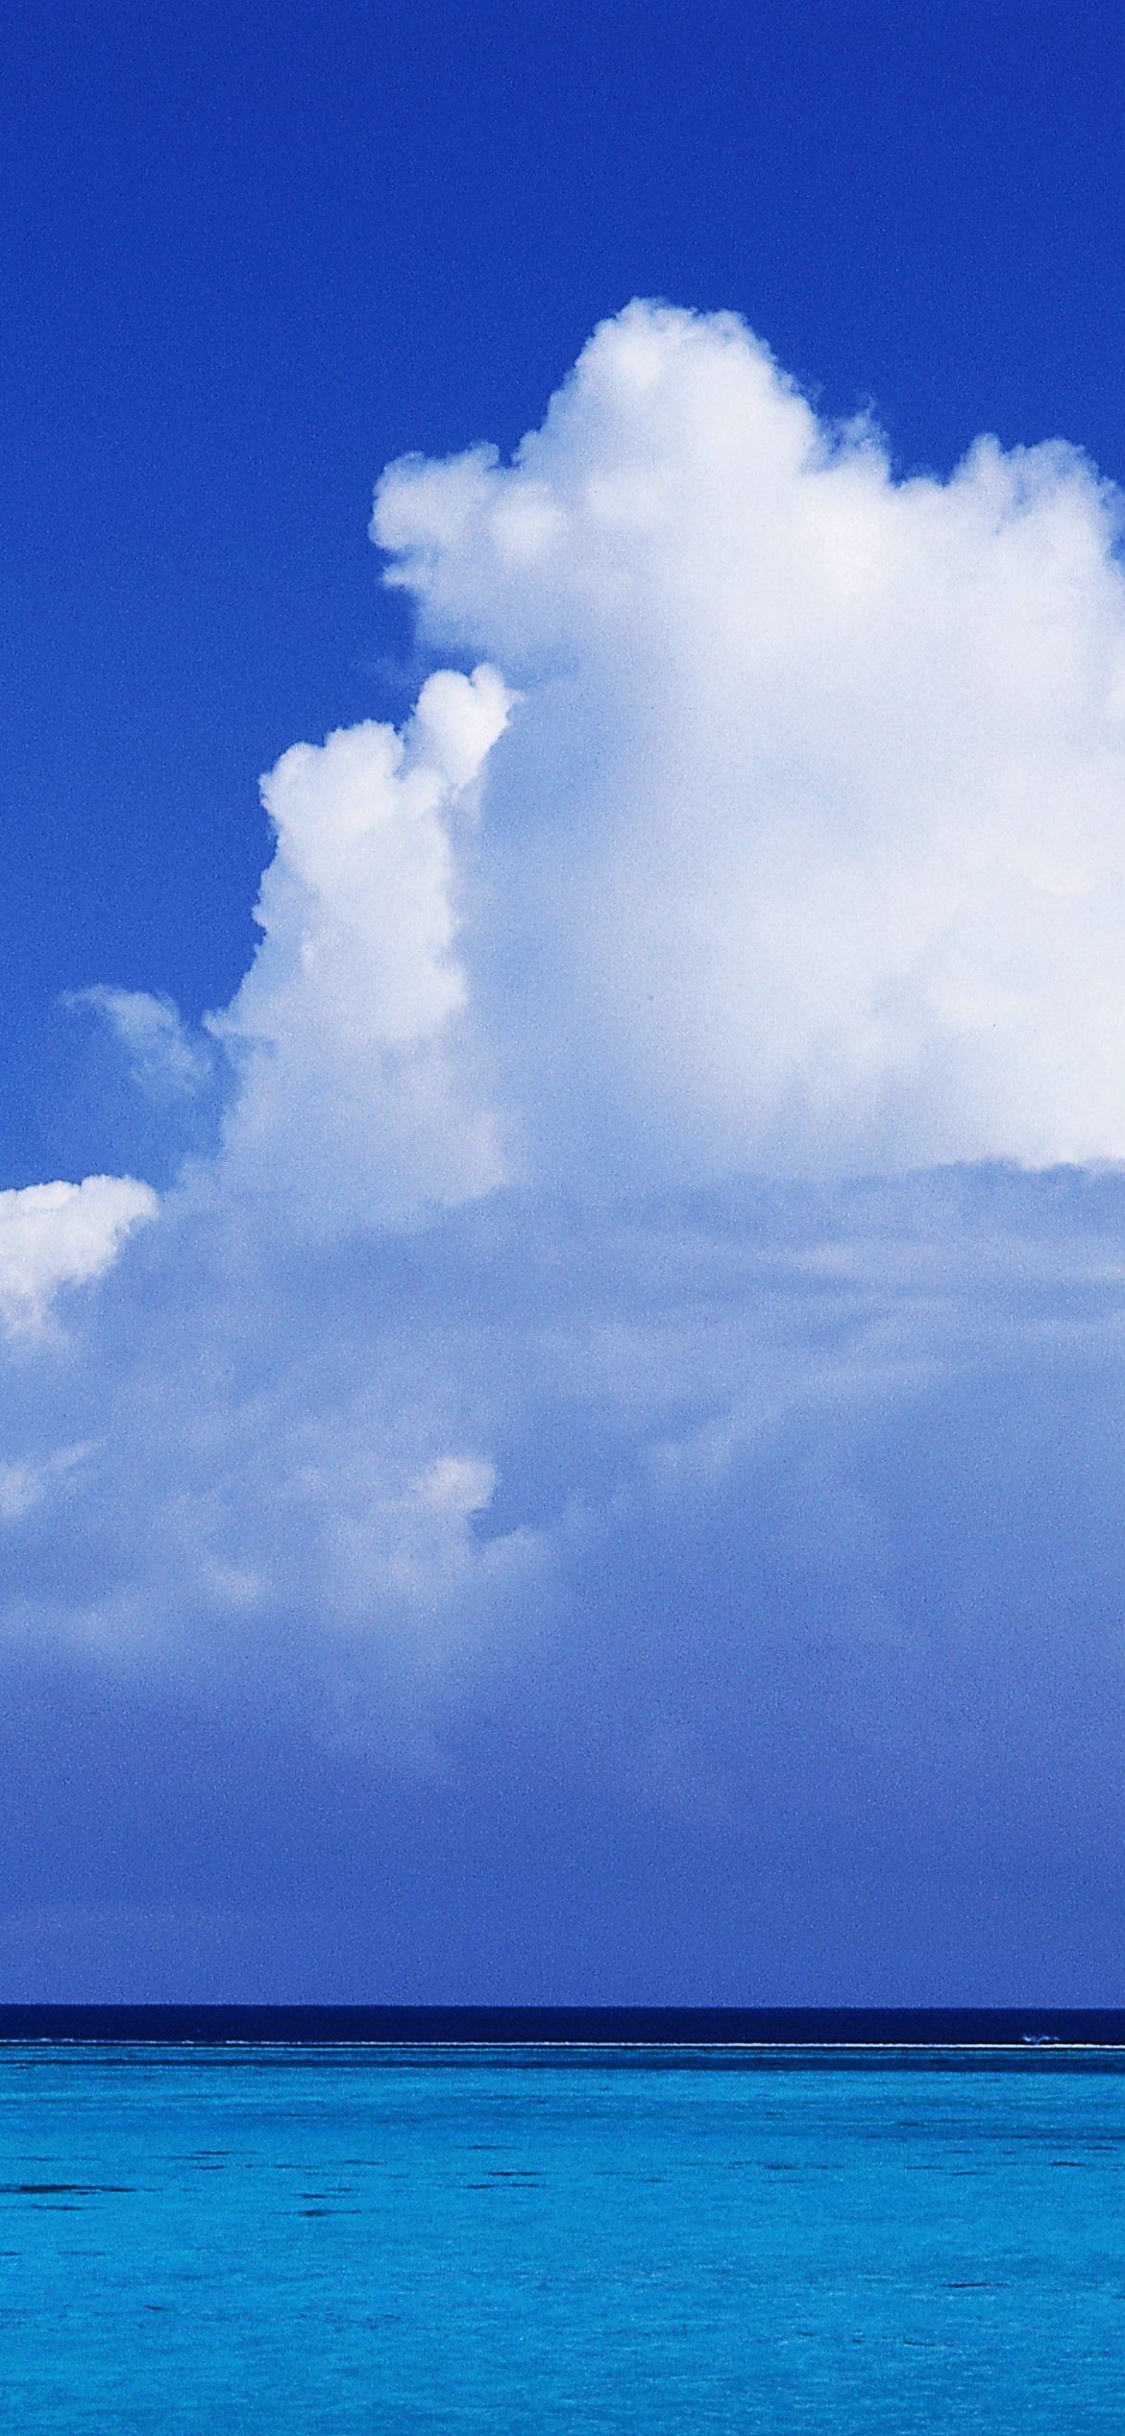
3;2045;1125;2430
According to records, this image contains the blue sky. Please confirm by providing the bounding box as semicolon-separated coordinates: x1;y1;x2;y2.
4;0;1125;1999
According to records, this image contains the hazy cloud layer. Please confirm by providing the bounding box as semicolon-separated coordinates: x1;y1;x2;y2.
6;304;1125;1996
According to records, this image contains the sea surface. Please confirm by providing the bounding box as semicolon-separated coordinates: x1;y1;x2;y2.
3;2040;1125;2431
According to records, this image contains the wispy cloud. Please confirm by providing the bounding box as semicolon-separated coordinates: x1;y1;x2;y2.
65;987;215;1101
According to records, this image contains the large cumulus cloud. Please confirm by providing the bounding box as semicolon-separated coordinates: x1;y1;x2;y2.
378;302;1125;1178
6;303;1125;1998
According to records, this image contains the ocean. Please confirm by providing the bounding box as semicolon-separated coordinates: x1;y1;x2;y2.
3;2031;1125;2430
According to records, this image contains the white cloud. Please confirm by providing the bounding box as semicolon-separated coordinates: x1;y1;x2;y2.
209;661;513;1231
376;302;1125;1178
8;295;1125;1943
0;1176;157;1336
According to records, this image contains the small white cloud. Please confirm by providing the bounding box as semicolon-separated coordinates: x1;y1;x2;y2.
406;663;514;793
414;1454;497;1517
0;1176;158;1335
